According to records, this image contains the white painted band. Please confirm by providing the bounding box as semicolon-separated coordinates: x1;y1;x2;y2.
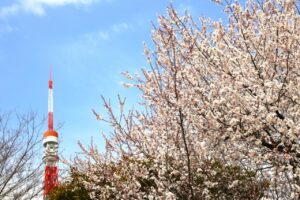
43;136;58;144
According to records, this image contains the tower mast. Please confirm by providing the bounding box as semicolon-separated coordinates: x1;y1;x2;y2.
43;66;59;199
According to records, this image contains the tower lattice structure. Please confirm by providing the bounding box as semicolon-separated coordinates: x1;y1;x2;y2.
43;68;59;199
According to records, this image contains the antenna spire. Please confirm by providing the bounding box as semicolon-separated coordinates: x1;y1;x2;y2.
48;65;53;130
50;65;52;80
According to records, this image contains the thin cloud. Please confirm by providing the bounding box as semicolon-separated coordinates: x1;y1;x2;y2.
0;25;16;33
0;4;20;18
97;31;109;40
112;22;133;33
82;30;110;41
0;0;108;18
178;3;193;15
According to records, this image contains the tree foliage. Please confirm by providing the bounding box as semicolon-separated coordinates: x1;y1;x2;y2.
48;169;91;200
72;0;300;199
71;155;268;199
0;112;43;200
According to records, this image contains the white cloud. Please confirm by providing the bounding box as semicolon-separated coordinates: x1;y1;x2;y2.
0;0;106;18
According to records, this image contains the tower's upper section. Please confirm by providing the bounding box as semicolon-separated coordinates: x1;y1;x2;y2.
44;66;58;145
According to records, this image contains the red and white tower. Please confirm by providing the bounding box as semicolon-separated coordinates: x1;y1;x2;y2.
43;67;59;199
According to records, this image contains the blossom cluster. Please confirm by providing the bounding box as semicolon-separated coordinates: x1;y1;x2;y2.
72;0;300;199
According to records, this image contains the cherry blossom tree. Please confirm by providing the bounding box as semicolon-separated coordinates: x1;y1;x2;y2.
72;0;300;199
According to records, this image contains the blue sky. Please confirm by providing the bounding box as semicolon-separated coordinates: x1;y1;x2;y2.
0;0;225;158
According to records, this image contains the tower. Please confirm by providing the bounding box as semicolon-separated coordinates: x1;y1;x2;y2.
43;67;59;199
